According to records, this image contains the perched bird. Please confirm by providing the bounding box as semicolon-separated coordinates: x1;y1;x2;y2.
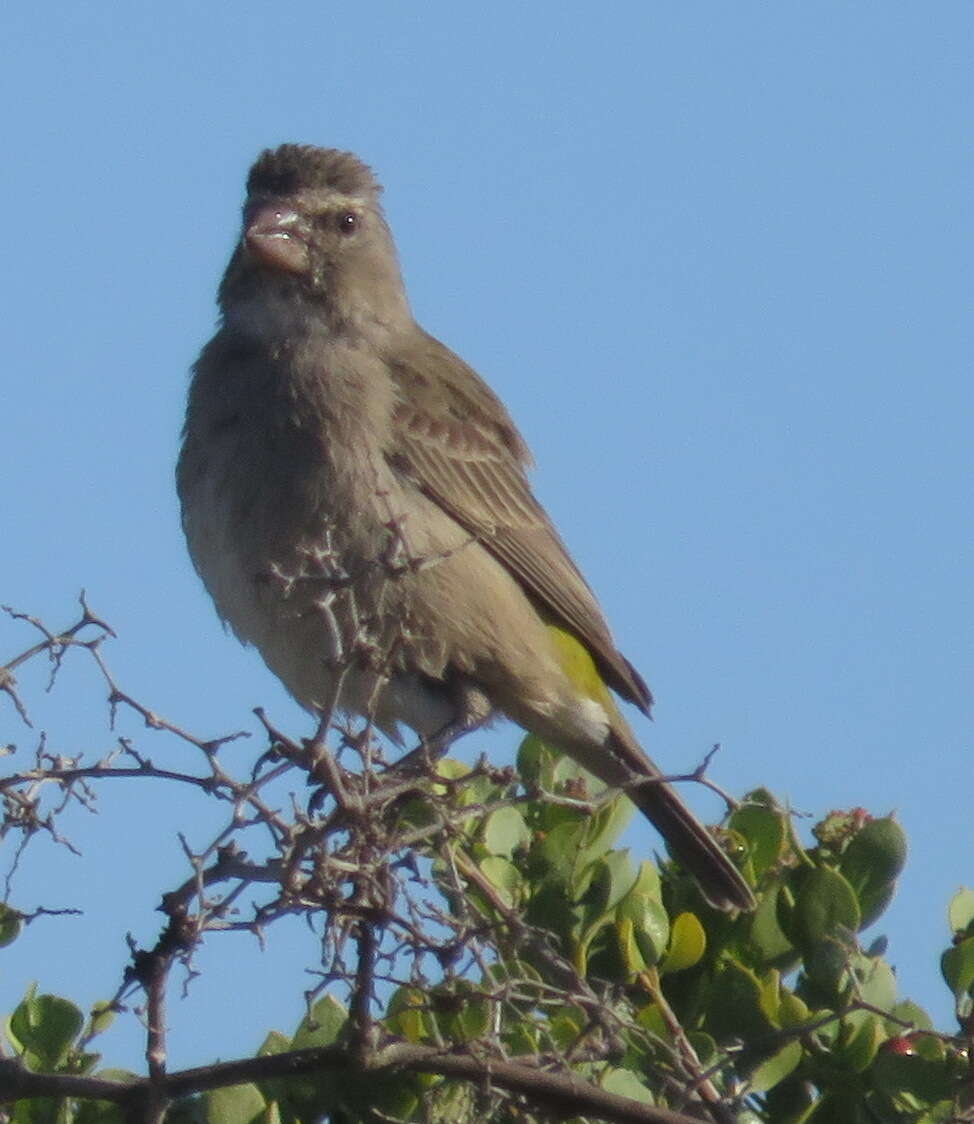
177;144;754;911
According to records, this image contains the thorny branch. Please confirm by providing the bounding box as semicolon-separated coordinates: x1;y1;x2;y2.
0;590;748;1124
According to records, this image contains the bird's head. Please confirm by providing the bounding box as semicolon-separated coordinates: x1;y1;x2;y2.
219;144;409;335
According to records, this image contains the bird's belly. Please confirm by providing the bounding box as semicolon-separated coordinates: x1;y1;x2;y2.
181;435;462;734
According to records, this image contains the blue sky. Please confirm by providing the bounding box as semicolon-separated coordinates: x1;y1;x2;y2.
2;2;972;1072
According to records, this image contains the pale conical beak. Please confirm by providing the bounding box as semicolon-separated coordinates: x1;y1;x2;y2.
244;204;310;275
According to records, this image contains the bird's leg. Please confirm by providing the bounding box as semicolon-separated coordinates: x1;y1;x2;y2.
387;676;494;779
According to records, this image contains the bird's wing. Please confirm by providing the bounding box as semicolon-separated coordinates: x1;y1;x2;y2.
385;332;652;712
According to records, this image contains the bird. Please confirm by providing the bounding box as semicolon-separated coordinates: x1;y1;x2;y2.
177;144;754;912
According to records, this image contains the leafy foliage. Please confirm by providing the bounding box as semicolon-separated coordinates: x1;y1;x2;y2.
1;605;972;1123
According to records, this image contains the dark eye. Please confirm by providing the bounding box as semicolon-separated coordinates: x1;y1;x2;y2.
337;212;358;235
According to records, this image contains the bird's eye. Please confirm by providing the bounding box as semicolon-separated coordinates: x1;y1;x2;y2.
337;212;358;235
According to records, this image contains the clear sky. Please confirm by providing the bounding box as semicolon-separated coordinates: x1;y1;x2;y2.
3;1;972;1073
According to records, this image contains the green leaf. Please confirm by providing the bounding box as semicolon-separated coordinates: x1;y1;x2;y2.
478;855;522;906
750;886;799;969
617;892;670;970
888;999;933;1034
577;792;634;866
74;1073;137;1124
291;994;347;1049
838;817;907;927
482;958;543;999
257;1030;291;1055
460;772;505;809
757;968;784;1025
518;733;630;845
616;917;647;976
630;859;662;899
706;961;775;1040
761;1075;817;1124
587;850;638;916
428;758;480;807
547;1005;586;1050
455;995;491;1043
661;911;706;974
789;866;861;948
800;935;857;1005
285;995;349;1119
947;888;974;936
871;1050;954;1105
428;982;491;1043
385;987;434;1043
423;1079;474;1123
86;1002;115;1039
7;991;84;1069
536;820;590;888
482;806;531;857
747;1039;803;1092
517;734;557;790
941;936;974;1000
504;1019;540;1056
253;1030;293;1107
840;1009;885;1072
686;1031;719;1068
90;1070;138;1083
729;803;787;877
777;990;811;1027
599;1067;655;1104
205;1083;266;1124
433;758;471;783
802;1092;871;1123
856;955;897;1010
524;879;580;948
635;1002;668;1040
75;1101;126;1124
0;904;22;948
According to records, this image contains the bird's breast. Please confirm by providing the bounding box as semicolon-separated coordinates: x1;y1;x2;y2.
179;339;409;681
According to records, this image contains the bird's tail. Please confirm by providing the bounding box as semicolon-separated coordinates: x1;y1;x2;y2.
513;623;754;910
607;727;755;912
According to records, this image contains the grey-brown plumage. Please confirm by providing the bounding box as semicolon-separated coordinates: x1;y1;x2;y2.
177;144;754;911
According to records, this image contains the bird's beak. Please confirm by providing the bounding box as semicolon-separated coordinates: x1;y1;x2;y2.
243;203;310;275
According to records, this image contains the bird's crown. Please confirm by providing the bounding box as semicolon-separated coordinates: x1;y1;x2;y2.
247;145;380;199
